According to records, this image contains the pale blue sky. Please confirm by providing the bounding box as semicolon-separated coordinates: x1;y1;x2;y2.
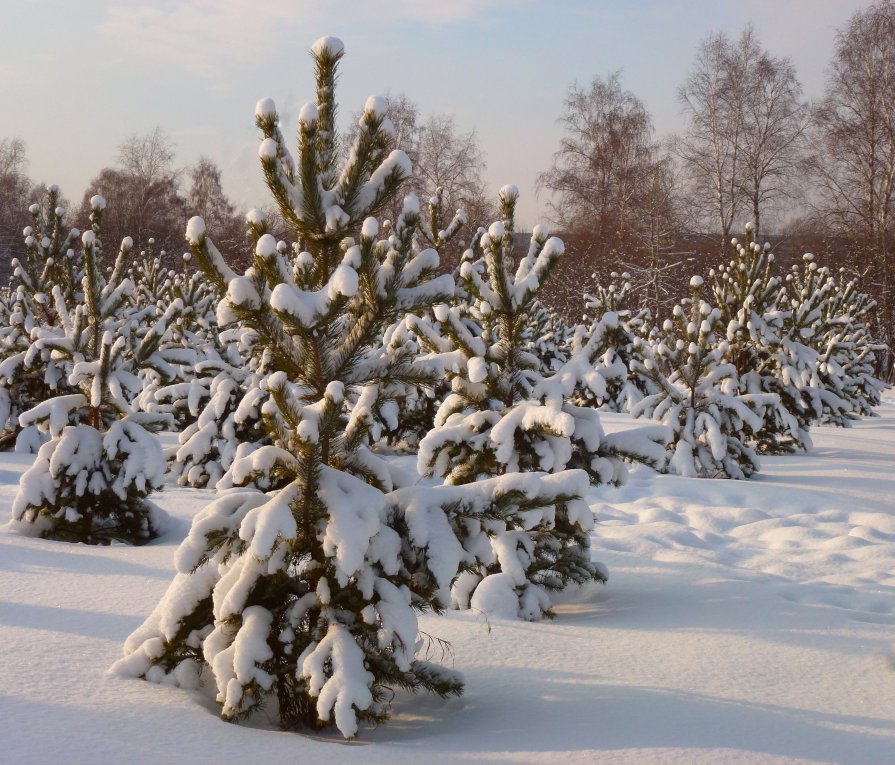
0;0;873;227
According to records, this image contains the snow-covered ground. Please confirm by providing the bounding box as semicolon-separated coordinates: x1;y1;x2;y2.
2;402;894;765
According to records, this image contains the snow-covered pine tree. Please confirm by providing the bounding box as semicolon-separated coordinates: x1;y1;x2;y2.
521;299;574;375
136;245;235;434
708;224;813;454
410;186;666;619
129;238;169;309
0;286;41;448
163;211;277;488
0;288;17;446
783;255;885;424
416;185;468;257
16;185;81;312
114;37;469;738
167;252;221;351
822;270;886;417
576;270;654;412
0;187;83;449
9;195;176;544
127;241;204;430
779;255;854;426
632;276;777;479
415;188;567;480
167;349;270;489
368;186;467;450
375;226;492;453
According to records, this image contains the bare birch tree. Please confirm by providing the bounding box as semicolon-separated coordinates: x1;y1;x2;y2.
0;138;35;278
78;128;186;265
536;73;680;317
187;156;245;264
347;93;492;241
738;29;809;238
538;72;671;266
538;72;660;257
675;26;807;246
675;32;743;251
811;0;895;368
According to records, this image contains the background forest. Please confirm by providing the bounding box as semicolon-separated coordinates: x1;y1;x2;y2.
3;3;895;375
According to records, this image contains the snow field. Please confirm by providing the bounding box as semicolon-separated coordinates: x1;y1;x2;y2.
597;411;895;596
1;409;895;763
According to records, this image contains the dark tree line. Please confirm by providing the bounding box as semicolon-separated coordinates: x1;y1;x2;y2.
76;128;246;270
0;129;245;278
0;138;43;282
2;96;493;282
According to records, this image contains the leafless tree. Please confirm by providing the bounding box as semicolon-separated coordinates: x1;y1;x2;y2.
0;138;39;280
117;127;176;188
618;157;694;318
78;128;186;265
737;28;809;238
675;26;807;246
535;72;680;317
0;137;27;179
188;157;232;223
538;73;661;253
347;94;491;214
187;156;245;264
810;0;895;367
413;114;491;225
674;32;743;250
356;93;493;268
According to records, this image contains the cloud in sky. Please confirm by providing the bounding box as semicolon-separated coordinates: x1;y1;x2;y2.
98;0;510;82
98;0;319;80
6;0;876;226
382;0;513;23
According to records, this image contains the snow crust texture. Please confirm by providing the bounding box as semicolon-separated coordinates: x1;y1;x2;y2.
3;404;895;763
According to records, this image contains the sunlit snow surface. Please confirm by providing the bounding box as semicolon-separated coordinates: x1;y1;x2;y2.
2;408;895;764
